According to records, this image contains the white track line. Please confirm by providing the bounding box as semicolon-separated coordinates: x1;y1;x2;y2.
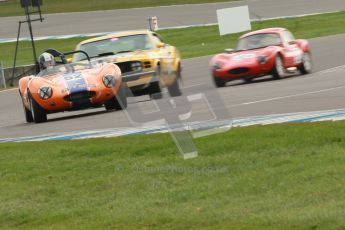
2;108;345;142
231;85;345;107
33;1;246;16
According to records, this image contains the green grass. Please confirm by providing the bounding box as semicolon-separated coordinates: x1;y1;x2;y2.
0;37;85;68
0;0;235;17
1;11;345;68
1;121;345;229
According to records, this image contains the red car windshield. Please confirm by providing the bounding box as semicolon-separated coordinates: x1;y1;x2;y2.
236;33;281;51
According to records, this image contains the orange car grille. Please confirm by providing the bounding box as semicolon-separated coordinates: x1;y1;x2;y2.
64;91;96;102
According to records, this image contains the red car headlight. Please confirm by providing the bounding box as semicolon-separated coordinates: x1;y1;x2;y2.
213;62;223;70
258;55;268;64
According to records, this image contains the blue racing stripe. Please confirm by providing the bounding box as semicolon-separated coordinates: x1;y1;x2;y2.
288;111;345;123
63;72;92;108
64;72;87;93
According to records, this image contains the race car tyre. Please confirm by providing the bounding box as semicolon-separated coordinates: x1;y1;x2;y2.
167;78;182;97
20;91;34;123
23;102;34;123
148;65;163;99
299;52;312;75
244;77;253;83
167;65;182;97
29;92;47;123
148;81;163;100
105;83;128;110
213;76;226;88
272;55;285;79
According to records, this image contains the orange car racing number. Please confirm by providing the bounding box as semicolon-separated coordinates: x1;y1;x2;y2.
63;73;88;93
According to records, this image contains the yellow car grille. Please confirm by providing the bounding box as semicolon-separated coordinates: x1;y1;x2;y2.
143;61;152;69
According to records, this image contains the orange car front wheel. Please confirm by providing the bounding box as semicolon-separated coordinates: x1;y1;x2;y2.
104;83;128;111
29;92;47;123
22;101;34;123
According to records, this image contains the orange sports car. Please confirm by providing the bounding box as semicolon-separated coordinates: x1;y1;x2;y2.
19;49;127;123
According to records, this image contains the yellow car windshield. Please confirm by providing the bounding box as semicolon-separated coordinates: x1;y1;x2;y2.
74;34;153;61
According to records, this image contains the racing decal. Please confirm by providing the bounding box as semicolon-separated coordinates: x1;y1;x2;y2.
63;73;88;93
63;72;92;108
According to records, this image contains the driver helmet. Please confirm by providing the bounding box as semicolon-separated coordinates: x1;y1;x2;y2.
39;52;56;70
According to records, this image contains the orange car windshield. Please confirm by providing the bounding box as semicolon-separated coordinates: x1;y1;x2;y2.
236;33;282;51
74;34;153;61
37;62;92;78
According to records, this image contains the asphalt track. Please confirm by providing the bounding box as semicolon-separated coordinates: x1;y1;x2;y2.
1;0;345;38
0;33;345;139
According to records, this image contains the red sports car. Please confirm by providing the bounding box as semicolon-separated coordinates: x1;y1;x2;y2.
210;27;312;87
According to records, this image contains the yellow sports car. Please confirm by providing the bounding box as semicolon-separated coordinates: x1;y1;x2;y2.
74;30;182;97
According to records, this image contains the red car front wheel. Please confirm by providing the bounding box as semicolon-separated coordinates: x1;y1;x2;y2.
213;75;226;88
272;55;285;79
299;52;312;74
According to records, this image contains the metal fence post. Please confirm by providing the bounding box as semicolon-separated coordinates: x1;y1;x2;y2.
0;61;7;89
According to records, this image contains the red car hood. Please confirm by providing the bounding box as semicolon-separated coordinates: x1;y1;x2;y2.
211;46;277;66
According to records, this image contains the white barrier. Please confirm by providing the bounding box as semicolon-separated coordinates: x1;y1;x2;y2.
148;16;159;31
217;6;251;36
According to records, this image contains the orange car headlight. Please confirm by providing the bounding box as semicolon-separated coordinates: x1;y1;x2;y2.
103;74;116;88
38;86;53;100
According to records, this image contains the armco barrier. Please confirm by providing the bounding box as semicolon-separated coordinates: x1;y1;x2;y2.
0;61;6;88
3;64;36;86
